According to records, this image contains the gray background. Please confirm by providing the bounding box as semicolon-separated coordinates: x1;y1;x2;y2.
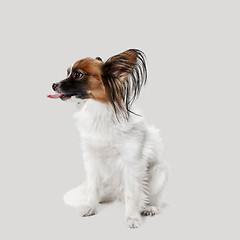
0;0;239;239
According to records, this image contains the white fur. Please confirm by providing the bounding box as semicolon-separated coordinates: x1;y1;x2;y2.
63;99;169;228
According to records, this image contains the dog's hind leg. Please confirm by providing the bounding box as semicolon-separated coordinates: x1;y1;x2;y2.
141;162;169;216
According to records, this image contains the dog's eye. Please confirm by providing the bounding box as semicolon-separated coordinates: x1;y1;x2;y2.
73;71;83;79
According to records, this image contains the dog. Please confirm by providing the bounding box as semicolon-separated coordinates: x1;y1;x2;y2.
48;49;169;228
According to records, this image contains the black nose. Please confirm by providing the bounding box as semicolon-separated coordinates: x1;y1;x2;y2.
52;83;59;91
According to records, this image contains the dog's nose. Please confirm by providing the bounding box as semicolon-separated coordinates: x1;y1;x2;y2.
52;83;59;91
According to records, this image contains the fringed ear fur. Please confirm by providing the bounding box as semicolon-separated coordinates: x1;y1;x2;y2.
102;49;147;120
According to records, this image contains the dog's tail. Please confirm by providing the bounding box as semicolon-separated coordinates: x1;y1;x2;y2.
63;182;88;208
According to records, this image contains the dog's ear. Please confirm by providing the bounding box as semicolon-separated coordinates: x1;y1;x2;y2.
103;49;139;82
102;49;147;120
95;57;103;61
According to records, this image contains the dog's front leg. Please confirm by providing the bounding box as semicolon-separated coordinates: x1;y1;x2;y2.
124;164;146;228
80;155;100;217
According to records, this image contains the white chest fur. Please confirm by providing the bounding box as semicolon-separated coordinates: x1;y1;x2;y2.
73;100;148;188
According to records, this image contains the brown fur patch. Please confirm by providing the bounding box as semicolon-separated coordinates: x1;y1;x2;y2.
87;76;108;103
73;58;103;76
72;58;108;102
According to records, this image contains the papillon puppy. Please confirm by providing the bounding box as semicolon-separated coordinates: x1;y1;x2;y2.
48;49;169;228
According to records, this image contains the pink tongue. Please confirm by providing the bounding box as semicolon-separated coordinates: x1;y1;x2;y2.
47;93;63;99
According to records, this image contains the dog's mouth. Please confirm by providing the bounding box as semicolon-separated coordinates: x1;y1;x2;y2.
48;93;72;101
48;86;88;101
47;90;72;101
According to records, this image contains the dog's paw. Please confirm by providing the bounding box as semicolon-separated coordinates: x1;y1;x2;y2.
125;215;143;228
79;205;97;217
141;206;161;216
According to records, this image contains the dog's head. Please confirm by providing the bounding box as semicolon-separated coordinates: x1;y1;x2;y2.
49;49;147;119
